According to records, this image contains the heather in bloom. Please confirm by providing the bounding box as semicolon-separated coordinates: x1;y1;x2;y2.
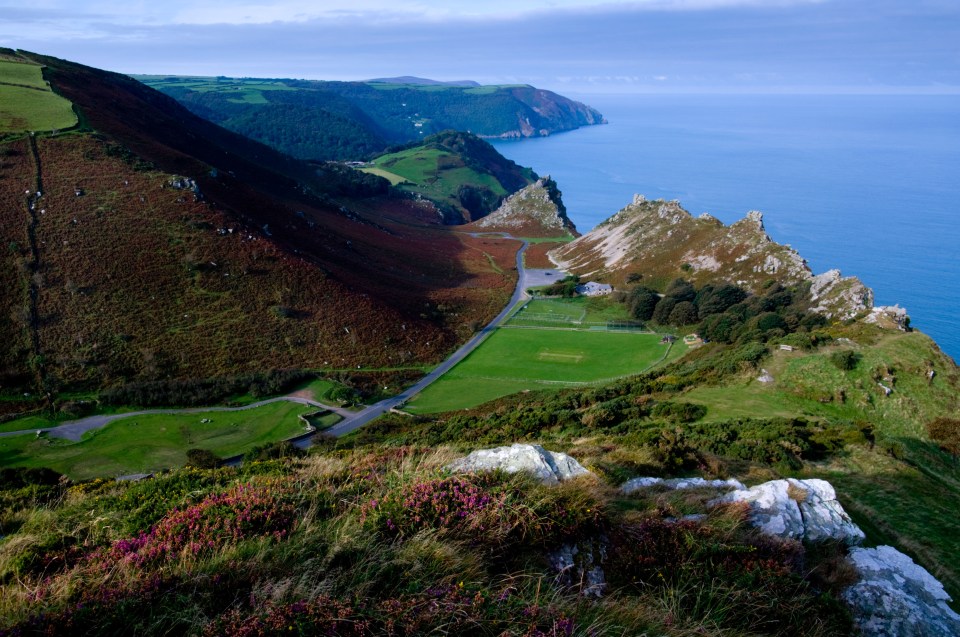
91;480;296;568
362;475;504;537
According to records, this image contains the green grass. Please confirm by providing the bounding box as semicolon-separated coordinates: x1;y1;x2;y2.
358;166;408;185
407;328;681;413
0;401;312;480
0;61;77;133
676;331;960;600
521;234;576;244
372;147;508;210
508;296;639;328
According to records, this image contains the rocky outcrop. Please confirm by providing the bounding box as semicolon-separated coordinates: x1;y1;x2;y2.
446;444;591;485
549;195;874;320
548;536;608;598
864;304;911;331
471;177;577;238
621;476;745;494
844;545;960;637
809;269;874;320
712;478;865;545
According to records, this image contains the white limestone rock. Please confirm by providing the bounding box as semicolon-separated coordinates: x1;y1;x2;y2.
712;478;864;545
844;545;960;637
715;479;806;539
621;476;746;494
788;479;865;544
447;444;590;485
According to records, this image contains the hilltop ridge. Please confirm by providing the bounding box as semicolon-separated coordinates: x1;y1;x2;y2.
139;74;606;161
551;195;873;319
0;52;522;397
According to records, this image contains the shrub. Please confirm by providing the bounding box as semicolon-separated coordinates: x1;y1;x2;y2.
927;417;960;456
830;350;860;371
651;401;707;423
244;441;306;462
185;448;222;469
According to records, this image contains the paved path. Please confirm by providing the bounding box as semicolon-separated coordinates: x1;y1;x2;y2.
318;238;531;439
2;236;534;446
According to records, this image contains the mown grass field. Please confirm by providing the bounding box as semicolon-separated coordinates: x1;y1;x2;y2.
407;328;683;413
508;296;647;328
0;401;314;480
0;61;77;133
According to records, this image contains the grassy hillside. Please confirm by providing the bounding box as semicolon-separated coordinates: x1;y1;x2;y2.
0;448;855;636
0;58;76;134
366;131;537;223
358;322;960;602
0;52;521;412
138;75;606;161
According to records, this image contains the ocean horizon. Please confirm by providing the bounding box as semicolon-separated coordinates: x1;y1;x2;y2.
492;93;960;361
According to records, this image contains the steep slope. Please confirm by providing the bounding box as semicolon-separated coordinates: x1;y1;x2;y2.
365;131;538;224
139;75;606;161
0;52;519;396
551;195;872;318
469;176;578;238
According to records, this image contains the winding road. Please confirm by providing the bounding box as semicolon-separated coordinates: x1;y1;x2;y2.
1;236;542;445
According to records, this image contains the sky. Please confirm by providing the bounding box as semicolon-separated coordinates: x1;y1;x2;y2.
2;0;958;93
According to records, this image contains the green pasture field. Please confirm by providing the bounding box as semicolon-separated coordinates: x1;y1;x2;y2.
133;76;297;104
0;61;77;133
359;166;408;185
372;147;507;202
406;328;684;413
0;401;313;480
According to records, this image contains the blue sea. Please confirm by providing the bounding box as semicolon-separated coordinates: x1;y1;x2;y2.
492;94;960;362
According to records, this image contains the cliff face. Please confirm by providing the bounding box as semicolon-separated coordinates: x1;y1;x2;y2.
550;195;873;319
470;177;577;238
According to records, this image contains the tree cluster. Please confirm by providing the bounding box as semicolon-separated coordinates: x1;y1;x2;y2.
622;277;826;344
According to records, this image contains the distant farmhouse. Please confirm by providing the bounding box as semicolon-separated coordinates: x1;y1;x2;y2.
576;281;613;297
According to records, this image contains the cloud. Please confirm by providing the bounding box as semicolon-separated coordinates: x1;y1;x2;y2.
1;0;956;94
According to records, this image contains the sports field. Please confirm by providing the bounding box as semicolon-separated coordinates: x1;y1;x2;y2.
0;401;318;480
0;60;77;133
507;297;648;330
406;327;684;413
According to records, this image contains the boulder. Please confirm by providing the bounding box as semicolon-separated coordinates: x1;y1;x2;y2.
621;476;745;494
712;478;864;545
791;479;865;544
548;536;608;598
844;545;960;637
446;444;590;485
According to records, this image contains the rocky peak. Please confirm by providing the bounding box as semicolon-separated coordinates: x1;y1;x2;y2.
471;176;577;238
549;194;880;322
